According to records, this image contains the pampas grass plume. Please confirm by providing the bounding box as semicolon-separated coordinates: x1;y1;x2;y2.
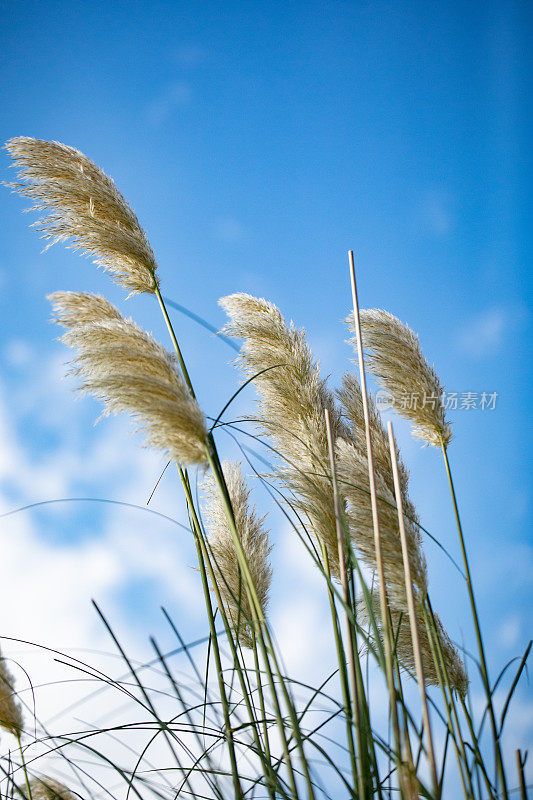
348;309;452;447
202;461;272;647
0;647;24;737
359;592;468;694
49;292;208;466
220;292;346;574
5;137;158;295
29;778;79;800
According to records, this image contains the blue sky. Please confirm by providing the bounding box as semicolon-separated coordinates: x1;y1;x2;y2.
0;0;531;790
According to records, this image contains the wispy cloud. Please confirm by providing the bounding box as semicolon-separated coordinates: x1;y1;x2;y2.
455;305;528;358
417;188;455;237
171;44;206;68
213;216;246;243
145;81;192;127
457;307;508;356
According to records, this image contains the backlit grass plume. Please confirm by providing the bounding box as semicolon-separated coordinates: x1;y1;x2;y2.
49;291;208;466
337;376;467;692
201;461;272;647
348;309;452;447
220;292;347;575
5;137;158;294
28;778;78;800
337;375;426;600
359;592;468;695
0;647;24;737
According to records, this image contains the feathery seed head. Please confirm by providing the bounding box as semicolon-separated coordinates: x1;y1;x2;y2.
5;137;158;294
0;647;24;737
202;462;272;647
338;374;418;525
29;778;78;800
359;592;468;695
336;437;427;609
347;309;452;447
50;292;208;466
220;292;346;574
48;291;123;328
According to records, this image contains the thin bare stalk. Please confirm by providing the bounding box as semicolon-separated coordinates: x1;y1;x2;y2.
348;250;403;789
439;440;508;800
387;422;439;798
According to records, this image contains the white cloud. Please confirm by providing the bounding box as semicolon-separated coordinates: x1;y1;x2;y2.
0;347;531;795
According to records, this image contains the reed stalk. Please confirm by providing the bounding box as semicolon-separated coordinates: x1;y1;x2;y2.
348;250;404;793
439;438;508;800
324;409;370;800
387;422;439;798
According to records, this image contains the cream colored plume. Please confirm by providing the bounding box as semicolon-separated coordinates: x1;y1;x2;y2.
335;437;427;611
347;309;452;447
338;374;417;522
49;292;207;466
5;137;158;294
0;647;24;737
220;292;347;574
337;375;466;690
221;292;465;687
28;778;79;800
359;592;468;695
202;462;272;647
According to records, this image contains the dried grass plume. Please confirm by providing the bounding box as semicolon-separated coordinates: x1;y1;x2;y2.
0;647;24;737
29;778;79;800
202;462;272;647
5;137;158;294
49;291;207;466
359;592;468;695
347;309;452;447
220;292;346;575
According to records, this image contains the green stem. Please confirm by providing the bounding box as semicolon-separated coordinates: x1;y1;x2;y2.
320;541;361;796
252;633;276;800
154;284;196;398
16;735;32;800
155;289;287;795
182;474;243;799
156;288;315;797
440;442;508;800
205;444;309;799
421;601;475;800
